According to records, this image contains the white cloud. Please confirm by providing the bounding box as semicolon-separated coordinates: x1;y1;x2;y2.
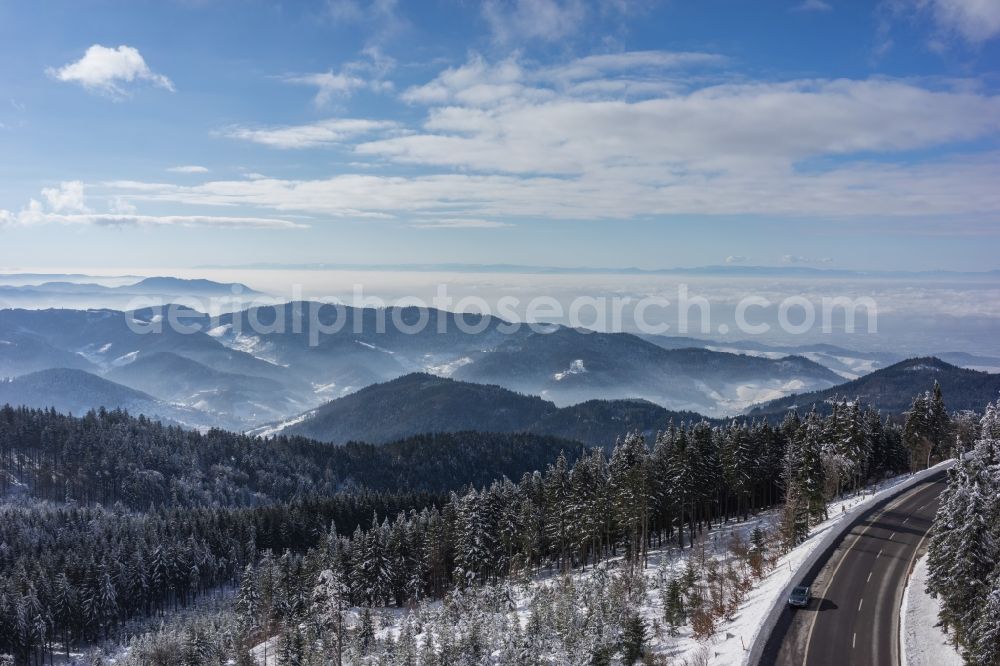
410;218;512;229
41;181;88;213
366;72;1000;176
725;255;750;264
167;165;210;174
794;0;833;11
402;56;533;106
48;45;174;97
883;0;1000;47
222;118;397;149
109;196;138;214
925;0;1000;43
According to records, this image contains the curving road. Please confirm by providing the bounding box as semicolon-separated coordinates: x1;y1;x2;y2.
761;474;947;666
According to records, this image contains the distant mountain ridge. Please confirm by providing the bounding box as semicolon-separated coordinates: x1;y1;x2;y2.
0;276;261;312
280;359;1000;445
0;368;214;428
640;335;1000;379
452;327;841;415
0;308;312;428
273;372;716;446
200;262;1000;279
3;302;997;431
747;357;1000;416
106;351;301;426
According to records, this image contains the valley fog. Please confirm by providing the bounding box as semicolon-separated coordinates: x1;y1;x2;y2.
15;266;1000;356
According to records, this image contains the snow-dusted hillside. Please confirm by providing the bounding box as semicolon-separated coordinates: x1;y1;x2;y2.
243;472;921;666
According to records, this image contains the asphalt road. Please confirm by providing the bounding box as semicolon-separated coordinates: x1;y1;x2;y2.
761;474;947;666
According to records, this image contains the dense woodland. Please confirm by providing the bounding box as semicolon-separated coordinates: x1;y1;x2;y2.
926;398;1000;666
0;407;588;506
0;383;971;664
227;398;929;665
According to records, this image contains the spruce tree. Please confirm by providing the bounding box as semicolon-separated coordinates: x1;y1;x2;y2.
969;575;1000;666
620;612;646;664
903;392;932;470
928;381;953;460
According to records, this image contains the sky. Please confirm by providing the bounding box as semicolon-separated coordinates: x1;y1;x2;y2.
0;0;999;272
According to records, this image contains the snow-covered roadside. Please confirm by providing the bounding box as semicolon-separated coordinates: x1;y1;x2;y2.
901;555;963;666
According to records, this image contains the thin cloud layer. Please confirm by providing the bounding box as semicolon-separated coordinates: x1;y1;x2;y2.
411;218;513;229
0;182;304;230
283;47;395;106
222;118;397;149
794;0;833;12
167;165;210;174
104;151;1000;223
483;0;588;44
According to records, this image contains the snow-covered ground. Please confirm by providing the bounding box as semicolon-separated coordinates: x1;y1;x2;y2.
251;409;317;437
553;359;587;381
424;355;473;377
901;554;963;666
249;471;925;665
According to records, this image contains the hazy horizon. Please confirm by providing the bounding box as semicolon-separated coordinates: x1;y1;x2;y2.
3;266;999;356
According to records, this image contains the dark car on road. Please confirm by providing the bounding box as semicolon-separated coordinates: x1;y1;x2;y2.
788;585;812;608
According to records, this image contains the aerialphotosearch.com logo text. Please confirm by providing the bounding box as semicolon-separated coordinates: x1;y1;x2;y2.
125;283;878;346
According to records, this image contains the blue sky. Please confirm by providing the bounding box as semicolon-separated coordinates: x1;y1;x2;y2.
1;0;999;271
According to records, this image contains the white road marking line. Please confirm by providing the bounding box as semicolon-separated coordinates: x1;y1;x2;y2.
859;598;864;612
889;532;895;541
867;571;873;583
853;633;857;649
877;548;883;559
801;482;933;662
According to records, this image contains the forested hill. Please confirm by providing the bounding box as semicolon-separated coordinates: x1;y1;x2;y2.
747;357;1000;417
529;398;710;444
276;372;712;445
280;372;555;443
0;367;211;427
0;386;969;664
0;405;589;509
